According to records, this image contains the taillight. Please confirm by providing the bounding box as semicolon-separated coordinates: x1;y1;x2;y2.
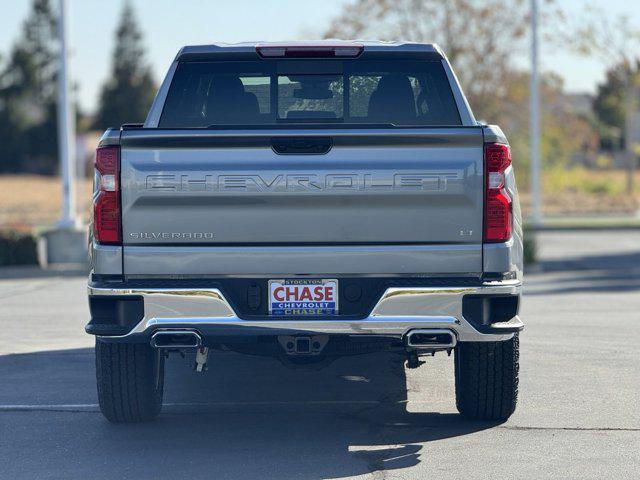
256;42;363;58
484;143;512;243
93;146;121;245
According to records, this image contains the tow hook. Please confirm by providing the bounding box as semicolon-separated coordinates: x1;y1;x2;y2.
405;350;425;369
405;347;454;369
194;347;209;372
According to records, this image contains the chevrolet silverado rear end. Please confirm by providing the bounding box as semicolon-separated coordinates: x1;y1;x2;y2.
87;41;523;423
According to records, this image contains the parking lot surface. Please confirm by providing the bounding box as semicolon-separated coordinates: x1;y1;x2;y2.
0;231;638;479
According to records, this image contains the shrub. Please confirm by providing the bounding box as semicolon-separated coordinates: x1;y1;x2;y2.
0;230;39;266
523;230;537;265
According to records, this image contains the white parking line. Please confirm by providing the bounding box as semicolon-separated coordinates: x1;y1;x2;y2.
0;400;383;411
0;404;98;411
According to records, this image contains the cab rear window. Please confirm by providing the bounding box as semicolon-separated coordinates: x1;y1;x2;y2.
159;60;461;127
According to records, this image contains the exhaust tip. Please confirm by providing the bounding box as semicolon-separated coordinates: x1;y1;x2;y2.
406;329;456;349
151;330;202;349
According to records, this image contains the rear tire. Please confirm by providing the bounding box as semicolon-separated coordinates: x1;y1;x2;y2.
455;333;519;421
95;340;164;423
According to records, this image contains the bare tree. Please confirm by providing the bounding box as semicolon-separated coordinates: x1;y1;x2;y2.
323;0;560;121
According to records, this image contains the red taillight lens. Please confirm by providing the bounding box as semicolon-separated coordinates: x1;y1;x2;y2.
93;146;121;245
484;143;512;243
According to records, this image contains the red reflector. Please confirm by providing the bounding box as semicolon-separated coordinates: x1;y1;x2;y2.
93;146;121;245
256;43;363;58
483;143;513;243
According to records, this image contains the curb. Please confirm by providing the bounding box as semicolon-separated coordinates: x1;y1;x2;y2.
0;264;88;279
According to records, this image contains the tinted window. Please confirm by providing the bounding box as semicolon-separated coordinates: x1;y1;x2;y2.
159;60;461;127
278;75;343;121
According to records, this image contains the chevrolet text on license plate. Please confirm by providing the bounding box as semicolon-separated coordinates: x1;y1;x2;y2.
268;279;338;316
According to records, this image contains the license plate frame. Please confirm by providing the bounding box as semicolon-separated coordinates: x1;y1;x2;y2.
268;279;339;316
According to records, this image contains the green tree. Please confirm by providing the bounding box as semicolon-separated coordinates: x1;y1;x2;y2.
592;62;640;150
594;66;626;129
93;1;156;130
0;0;59;173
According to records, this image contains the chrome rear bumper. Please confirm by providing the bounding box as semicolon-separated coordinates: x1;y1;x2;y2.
88;280;522;342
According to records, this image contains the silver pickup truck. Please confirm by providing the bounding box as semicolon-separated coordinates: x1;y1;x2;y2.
87;41;523;423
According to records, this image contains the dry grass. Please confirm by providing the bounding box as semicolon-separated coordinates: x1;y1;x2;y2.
519;168;640;216
0;175;93;229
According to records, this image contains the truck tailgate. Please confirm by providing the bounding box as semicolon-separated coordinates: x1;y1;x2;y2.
120;127;484;276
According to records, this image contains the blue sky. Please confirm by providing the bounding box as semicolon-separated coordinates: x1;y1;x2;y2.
1;0;639;111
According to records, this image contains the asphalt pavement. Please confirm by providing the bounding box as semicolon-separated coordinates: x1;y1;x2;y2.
0;231;638;479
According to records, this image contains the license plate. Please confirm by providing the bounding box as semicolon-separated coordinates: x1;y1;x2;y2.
268;279;338;316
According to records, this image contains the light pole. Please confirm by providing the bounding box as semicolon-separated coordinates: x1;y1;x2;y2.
56;0;78;227
42;0;86;267
530;0;542;226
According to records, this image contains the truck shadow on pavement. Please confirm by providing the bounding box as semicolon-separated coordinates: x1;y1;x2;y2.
528;250;640;295
0;347;499;479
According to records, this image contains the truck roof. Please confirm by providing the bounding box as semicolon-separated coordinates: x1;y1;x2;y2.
175;41;445;61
